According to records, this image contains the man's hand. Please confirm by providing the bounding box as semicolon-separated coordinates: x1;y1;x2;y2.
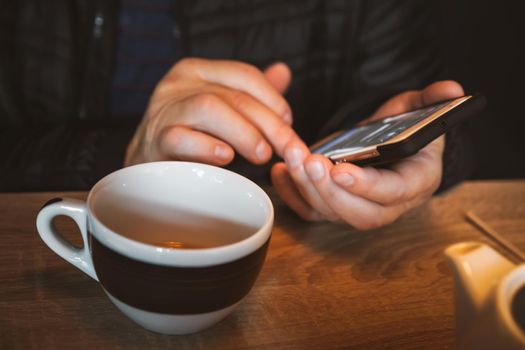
271;81;465;229
125;58;300;166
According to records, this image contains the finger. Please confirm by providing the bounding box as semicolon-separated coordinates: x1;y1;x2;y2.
367;90;419;121
390;136;445;199
158;126;234;165
303;155;403;230
271;163;323;221
369;81;465;121
264;62;292;96
213;87;300;158
165;93;273;164
332;136;444;206
283;141;339;220
420;80;465;105
330;162;408;205
178;58;292;123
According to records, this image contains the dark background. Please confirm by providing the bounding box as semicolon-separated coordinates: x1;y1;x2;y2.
435;0;525;179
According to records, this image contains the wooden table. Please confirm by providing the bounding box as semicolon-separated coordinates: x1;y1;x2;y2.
1;181;524;349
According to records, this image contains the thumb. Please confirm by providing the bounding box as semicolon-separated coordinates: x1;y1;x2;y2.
264;62;292;94
368;80;465;122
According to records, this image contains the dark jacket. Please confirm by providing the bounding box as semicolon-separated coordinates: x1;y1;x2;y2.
0;0;473;191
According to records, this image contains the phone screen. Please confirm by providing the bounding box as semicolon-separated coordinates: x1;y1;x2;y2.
312;100;450;155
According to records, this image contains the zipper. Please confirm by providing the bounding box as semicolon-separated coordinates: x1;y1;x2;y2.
78;10;104;120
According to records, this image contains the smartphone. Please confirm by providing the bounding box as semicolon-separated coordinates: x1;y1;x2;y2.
310;94;486;166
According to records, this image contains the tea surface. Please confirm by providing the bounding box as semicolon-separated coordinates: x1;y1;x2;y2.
94;198;258;248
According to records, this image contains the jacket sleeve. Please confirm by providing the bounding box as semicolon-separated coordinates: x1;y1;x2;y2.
320;0;475;192
0;121;136;192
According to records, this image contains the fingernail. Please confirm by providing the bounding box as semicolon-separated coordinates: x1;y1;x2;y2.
285;147;303;169
333;173;354;187
255;140;269;161
305;161;325;181
273;168;288;185
283;111;292;125
214;145;231;160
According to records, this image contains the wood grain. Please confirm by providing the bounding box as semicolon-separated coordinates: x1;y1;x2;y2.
1;181;524;349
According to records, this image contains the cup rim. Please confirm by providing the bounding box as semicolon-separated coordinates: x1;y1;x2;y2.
85;161;274;267
497;264;525;345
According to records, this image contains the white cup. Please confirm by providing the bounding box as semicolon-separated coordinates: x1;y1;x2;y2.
36;161;273;334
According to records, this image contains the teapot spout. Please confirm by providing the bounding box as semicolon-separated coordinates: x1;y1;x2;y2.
445;242;515;333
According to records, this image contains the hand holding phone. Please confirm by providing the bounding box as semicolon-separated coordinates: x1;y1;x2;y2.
271;81;475;229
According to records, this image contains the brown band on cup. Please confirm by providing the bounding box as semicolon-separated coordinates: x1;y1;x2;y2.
91;235;270;314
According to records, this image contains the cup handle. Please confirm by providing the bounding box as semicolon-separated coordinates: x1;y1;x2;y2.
36;198;98;281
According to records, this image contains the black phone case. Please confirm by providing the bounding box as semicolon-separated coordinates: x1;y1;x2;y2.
352;95;486;167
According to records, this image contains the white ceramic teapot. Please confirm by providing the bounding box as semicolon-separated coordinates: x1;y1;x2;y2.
445;242;525;349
